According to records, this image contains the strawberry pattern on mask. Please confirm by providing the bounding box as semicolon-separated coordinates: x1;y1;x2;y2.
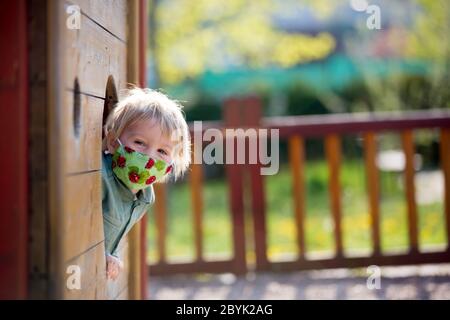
111;139;173;191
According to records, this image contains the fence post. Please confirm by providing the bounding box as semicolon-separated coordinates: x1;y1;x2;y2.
245;97;269;271
223;98;247;275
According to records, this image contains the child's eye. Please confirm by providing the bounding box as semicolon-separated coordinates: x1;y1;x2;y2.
134;140;145;146
158;149;167;155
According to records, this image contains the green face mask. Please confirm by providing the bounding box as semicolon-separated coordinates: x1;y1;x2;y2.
111;139;173;191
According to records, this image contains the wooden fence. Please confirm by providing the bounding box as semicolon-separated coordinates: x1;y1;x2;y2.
149;98;450;276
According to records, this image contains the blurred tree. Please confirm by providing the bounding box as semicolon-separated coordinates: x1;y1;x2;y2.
346;0;449;112
405;0;450;109
152;0;336;86
286;82;330;115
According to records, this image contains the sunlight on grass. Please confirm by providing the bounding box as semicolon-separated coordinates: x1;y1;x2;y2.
418;201;447;250
340;156;371;253
203;178;232;260
266;163;297;258
380;175;409;252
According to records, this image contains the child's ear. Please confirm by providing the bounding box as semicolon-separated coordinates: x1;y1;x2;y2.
106;133;119;154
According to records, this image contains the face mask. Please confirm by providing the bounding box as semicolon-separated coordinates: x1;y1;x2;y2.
111;139;173;191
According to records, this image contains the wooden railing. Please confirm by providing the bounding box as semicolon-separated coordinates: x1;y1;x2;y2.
149;99;450;276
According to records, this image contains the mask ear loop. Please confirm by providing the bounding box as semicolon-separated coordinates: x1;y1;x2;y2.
117;138;124;147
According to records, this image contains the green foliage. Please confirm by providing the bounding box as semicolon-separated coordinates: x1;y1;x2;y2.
153;0;336;85
286;82;330;115
185;97;222;122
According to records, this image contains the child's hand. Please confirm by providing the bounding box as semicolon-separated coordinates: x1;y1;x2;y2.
106;254;124;281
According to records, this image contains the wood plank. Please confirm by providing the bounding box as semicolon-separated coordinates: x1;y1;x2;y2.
127;224;141;300
126;1;140;300
190;148;204;261
245;97;269;270
149;260;237;276
138;0;149;300
363;132;381;256
149;250;450;276
61;10;127;97
28;0;50;296
47;0;68;300
401;130;419;253
264;110;450;138
63;92;104;174
139;217;147;299
325;134;343;257
224;98;247;275
63;172;103;262
106;238;130;300
288;135;306;259
154;184;167;263
68;0;127;42
440;128;450;251
59;0;126;276
63;242;107;299
46;0;129;299
190;112;450;140
256;251;450;273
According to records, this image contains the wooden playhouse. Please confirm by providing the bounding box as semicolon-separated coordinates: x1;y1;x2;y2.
0;0;149;299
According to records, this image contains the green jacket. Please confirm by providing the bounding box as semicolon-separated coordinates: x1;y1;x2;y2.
101;151;155;257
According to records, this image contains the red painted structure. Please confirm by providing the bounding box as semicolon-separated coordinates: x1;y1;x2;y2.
0;0;28;299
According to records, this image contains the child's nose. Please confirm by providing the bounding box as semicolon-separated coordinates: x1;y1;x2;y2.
145;148;159;160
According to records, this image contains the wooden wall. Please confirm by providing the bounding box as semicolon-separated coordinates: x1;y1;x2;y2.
29;0;143;299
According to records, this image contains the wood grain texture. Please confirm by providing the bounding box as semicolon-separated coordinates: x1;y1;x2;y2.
69;0;128;42
127;0;144;300
325;134;343;257
441;129;450;251
62;8;127;98
363;132;381;256
63;242;106;299
402;130;419;253
64;92;104;174
63;172;103;262
44;0;129;299
106;238;130;300
289;135;306;259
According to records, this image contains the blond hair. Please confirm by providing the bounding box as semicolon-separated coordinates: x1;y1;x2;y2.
103;87;191;182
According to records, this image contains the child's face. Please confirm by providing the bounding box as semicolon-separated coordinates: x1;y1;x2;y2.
108;118;177;164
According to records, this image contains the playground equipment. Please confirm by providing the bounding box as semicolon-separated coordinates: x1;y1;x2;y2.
0;0;148;299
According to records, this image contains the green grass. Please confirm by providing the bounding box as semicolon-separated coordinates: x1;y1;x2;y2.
147;159;446;263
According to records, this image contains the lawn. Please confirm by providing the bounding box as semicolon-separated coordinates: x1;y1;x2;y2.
147;159;446;263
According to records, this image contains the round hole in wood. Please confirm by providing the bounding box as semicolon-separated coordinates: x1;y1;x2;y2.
103;76;118;139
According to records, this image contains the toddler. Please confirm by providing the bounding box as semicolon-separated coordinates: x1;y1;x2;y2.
102;87;191;280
